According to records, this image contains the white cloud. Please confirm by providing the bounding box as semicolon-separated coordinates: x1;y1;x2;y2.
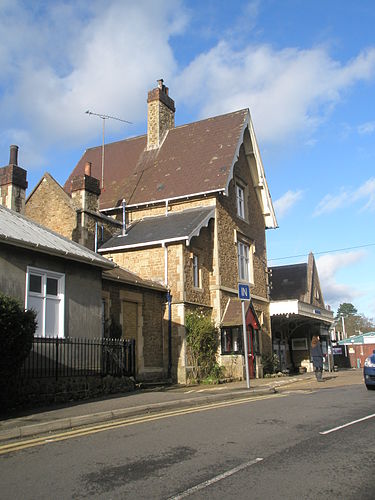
316;251;365;309
0;0;188;167
174;42;375;144
314;177;375;216
358;121;375;135
313;190;348;216
353;178;375;210
1;1;375;172
274;190;303;218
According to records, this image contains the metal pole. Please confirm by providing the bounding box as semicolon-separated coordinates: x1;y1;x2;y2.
101;118;105;189
342;316;346;339
342;316;348;357
241;299;250;389
85;110;132;191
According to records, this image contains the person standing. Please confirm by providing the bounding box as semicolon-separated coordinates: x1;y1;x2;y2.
311;335;324;381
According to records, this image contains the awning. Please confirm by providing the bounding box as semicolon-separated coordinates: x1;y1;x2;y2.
337;332;375;345
270;299;334;324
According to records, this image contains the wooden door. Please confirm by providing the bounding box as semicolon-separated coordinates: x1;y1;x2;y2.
122;301;138;341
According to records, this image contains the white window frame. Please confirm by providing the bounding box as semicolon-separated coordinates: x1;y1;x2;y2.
237;240;254;284
192;254;201;288
236;183;246;219
25;266;65;338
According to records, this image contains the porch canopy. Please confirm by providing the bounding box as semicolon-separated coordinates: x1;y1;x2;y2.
270;299;334;372
270;299;333;338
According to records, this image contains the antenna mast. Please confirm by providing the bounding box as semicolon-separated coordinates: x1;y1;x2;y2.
86;111;132;189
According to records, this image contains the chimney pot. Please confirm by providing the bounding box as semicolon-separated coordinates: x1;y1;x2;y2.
157;79;164;89
9;145;18;166
85;162;92;176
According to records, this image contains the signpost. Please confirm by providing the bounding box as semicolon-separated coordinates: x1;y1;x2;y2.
238;284;251;389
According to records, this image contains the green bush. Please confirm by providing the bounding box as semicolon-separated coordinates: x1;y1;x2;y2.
0;293;37;377
186;310;219;382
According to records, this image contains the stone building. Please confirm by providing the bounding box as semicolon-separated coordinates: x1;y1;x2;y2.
61;80;278;383
0;204;114;339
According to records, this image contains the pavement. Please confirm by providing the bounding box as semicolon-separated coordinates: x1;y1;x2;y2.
0;369;364;443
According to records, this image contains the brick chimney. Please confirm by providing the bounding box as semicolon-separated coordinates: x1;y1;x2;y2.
70;162;101;248
71;162;101;212
147;79;175;150
0;145;28;213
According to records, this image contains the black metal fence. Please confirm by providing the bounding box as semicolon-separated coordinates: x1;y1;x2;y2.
20;337;136;380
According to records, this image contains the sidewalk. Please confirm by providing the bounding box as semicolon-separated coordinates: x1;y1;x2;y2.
0;369;362;443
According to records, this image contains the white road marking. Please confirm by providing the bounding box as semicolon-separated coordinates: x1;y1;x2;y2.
168;458;263;499
320;413;375;435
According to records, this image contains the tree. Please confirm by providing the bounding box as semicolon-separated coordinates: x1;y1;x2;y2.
336;303;358;319
0;293;37;377
335;302;375;338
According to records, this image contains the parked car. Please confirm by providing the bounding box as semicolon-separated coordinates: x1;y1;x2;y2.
364;349;375;390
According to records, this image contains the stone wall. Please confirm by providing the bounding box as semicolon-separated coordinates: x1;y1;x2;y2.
184;221;214;307
25;174;77;240
102;278;168;380
0;375;135;411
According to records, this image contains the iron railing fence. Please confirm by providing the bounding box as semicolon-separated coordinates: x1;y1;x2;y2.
20;337;136;380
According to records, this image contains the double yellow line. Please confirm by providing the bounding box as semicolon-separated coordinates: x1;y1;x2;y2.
0;393;285;455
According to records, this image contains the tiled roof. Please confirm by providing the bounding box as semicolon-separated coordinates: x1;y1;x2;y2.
269;263;308;301
64;110;249;210
0;205;114;269
99;206;215;251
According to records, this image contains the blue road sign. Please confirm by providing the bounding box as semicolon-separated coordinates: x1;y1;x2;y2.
238;283;250;300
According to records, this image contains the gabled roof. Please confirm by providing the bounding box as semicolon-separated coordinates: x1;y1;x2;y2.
99;206;215;252
0;205;114;269
269;253;325;307
221;298;260;328
64;109;277;229
26;172;75;208
269;263;308;301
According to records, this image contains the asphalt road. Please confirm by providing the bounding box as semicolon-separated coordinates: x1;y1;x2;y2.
1;383;374;499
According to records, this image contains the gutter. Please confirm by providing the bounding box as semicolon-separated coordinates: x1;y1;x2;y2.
100;189;225;214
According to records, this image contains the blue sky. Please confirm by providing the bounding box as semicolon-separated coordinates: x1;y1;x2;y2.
1;0;375;318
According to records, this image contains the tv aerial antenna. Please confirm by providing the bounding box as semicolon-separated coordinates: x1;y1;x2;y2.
86;111;132;189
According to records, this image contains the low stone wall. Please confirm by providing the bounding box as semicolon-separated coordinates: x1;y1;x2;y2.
0;375;136;412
